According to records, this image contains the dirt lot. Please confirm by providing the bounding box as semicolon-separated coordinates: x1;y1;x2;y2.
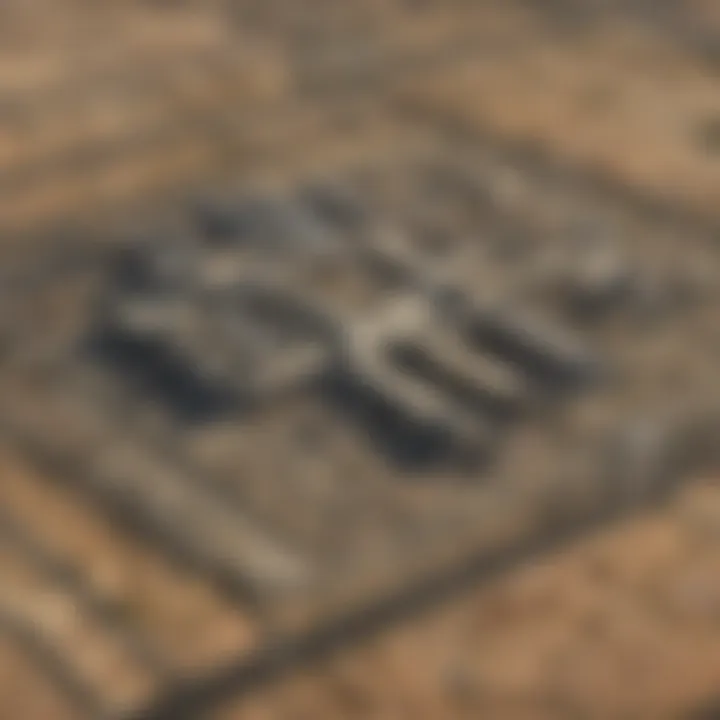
216;482;720;720
2;1;719;234
2;448;719;720
0;2;719;719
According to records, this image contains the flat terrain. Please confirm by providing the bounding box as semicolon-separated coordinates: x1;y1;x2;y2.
1;0;719;234
0;2;719;719
223;482;720;720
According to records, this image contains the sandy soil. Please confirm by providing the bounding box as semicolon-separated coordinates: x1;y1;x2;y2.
218;481;720;720
0;2;719;718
